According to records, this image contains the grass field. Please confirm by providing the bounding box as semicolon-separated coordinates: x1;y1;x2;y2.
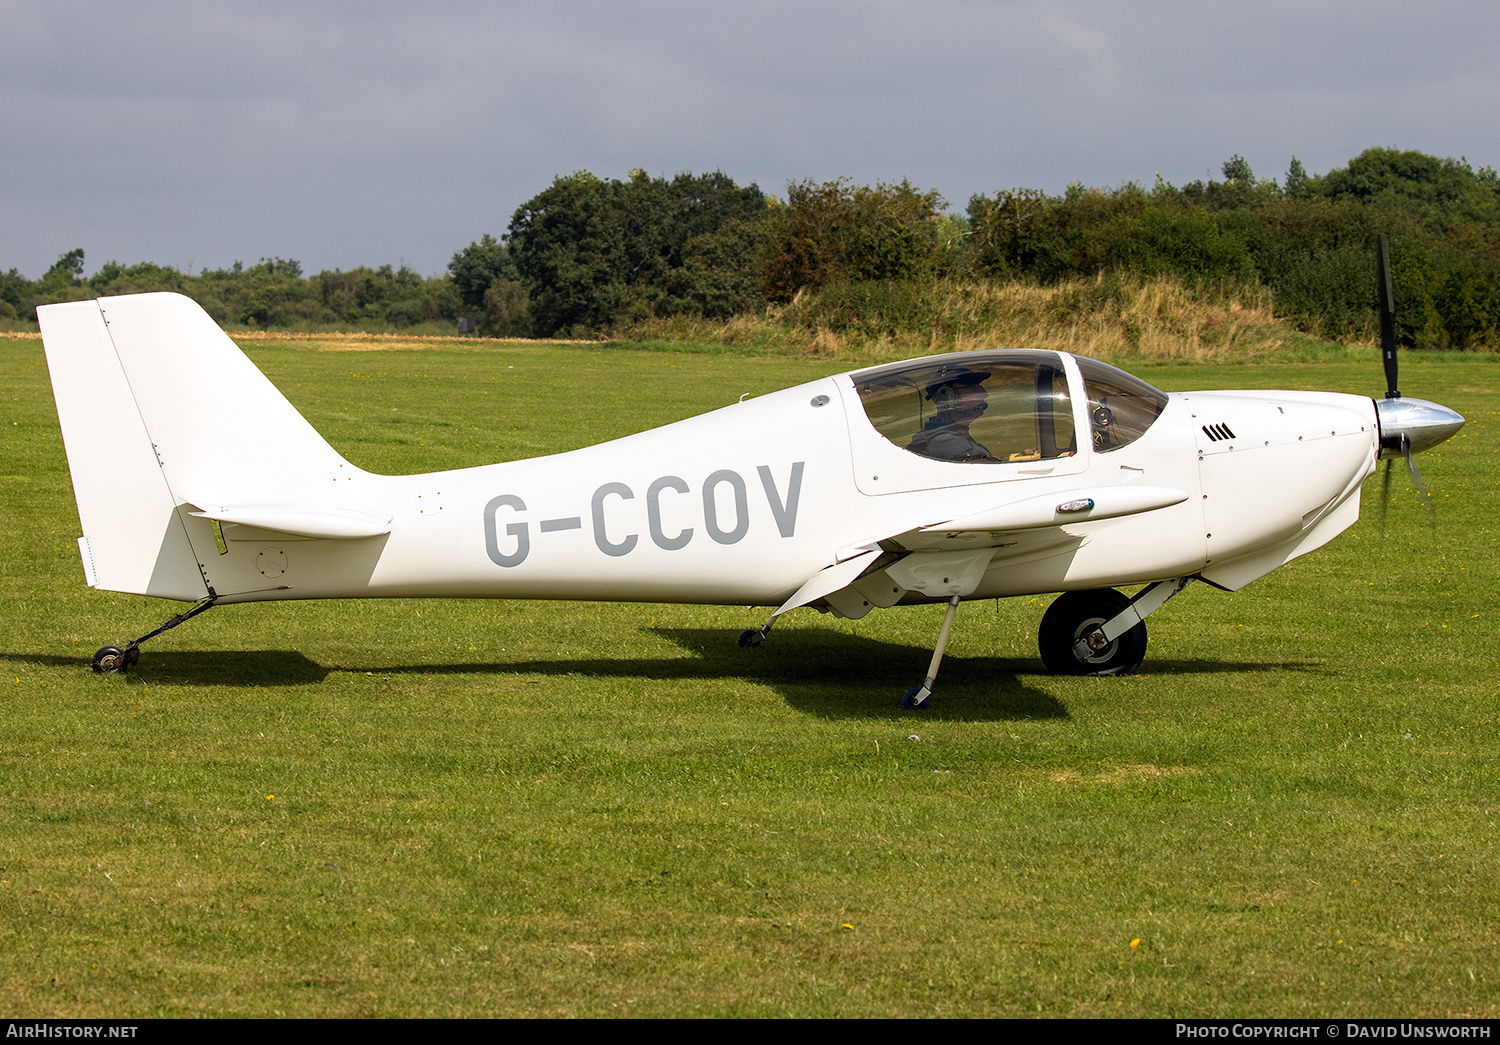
1;336;1497;1017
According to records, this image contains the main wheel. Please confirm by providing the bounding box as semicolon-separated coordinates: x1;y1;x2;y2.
1038;589;1147;676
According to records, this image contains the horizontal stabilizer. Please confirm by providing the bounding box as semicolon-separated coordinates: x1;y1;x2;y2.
189;505;393;540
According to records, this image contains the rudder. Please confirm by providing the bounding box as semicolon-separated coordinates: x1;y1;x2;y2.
40;293;370;601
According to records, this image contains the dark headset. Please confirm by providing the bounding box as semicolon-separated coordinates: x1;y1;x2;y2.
930;383;961;410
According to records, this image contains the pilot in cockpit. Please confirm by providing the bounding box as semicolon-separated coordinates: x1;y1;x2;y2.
906;364;997;462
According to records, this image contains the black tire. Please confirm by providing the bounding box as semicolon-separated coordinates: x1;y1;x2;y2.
1038;589;1147;676
92;646;126;674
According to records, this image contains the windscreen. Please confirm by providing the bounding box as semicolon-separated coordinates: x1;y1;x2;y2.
1074;356;1169;452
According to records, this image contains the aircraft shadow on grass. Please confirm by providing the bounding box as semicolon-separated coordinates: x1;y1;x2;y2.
5;630;1320;722
5;649;331;686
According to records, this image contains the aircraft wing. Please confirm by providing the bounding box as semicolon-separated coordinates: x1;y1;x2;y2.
856;485;1190;555
793;485;1191;620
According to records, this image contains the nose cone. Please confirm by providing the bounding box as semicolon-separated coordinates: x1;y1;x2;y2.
1376;396;1466;458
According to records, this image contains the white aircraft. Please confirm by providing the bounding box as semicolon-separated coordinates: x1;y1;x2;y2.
38;282;1463;707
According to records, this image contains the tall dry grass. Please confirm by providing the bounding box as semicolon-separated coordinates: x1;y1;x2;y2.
618;275;1337;364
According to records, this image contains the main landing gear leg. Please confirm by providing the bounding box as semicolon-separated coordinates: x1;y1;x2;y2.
902;595;961;710
1037;577;1194;676
92;592;220;674
1072;577;1194;664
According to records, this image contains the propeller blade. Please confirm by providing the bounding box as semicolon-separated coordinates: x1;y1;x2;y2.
1371;233;1459;536
1402;436;1437;531
1379;457;1393;538
1377;233;1399;399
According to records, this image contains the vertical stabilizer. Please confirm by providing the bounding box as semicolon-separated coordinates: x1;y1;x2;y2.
40;293;374;601
93;294;356;510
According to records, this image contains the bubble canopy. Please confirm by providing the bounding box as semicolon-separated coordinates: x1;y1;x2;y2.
851;351;1169;464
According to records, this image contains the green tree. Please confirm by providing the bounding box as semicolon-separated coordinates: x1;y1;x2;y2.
1431;267;1493;348
760;178;945;302
0;268;34;318
965;188;1056;280
480;279;532;337
222;258;319;328
1285;157;1309;199
449;235;517;311
20;249;98;316
1180;157;1280;212
1310;148;1500;229
89;261;186;297
1222;155;1254;184
421;277;462;325
507;169;768;336
48;248;85;282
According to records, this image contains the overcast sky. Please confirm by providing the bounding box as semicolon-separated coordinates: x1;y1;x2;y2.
5;0;1497;280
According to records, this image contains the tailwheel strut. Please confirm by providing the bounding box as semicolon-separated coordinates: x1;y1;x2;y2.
738;617;775;648
92;592;220;674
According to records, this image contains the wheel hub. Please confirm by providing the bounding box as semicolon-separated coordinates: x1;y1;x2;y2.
1038;588;1149;677
1075;619;1117;663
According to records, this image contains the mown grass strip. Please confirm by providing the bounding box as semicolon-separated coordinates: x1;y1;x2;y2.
1;339;1495;1017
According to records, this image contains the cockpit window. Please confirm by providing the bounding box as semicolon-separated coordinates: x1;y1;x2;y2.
854;352;1075;464
1074;356;1169;452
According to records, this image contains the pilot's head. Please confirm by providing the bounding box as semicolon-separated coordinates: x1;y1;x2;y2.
925;364;990;424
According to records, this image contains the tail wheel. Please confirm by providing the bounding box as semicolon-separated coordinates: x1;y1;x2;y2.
91;645;140;674
1038;589;1147;676
92;646;126;674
